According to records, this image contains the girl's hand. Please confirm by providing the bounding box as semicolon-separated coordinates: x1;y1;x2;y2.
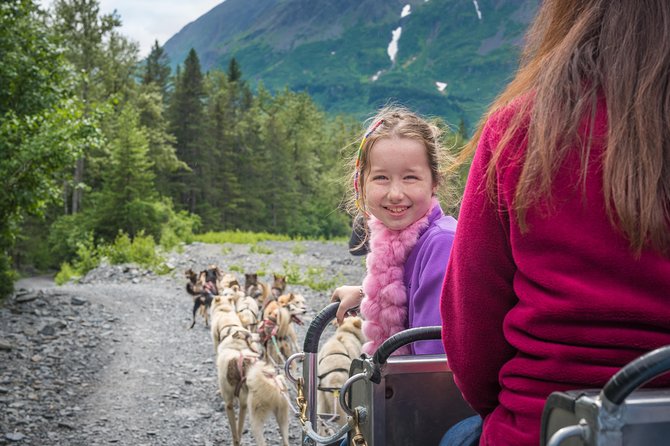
331;285;364;324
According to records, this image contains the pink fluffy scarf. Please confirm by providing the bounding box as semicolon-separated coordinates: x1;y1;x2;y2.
360;198;438;356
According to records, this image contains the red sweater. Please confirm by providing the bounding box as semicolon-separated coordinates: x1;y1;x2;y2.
440;98;670;446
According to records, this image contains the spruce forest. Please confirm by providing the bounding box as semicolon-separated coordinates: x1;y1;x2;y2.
0;0;469;299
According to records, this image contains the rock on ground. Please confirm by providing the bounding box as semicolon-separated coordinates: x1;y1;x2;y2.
0;241;365;445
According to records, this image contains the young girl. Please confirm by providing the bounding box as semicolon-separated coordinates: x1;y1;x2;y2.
331;106;457;356
440;1;670;445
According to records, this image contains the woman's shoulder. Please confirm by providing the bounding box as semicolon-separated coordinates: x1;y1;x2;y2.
486;94;532;130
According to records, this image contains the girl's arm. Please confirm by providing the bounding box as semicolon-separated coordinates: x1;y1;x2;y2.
440;117;518;416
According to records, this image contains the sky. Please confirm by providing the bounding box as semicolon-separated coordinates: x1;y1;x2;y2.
38;0;225;57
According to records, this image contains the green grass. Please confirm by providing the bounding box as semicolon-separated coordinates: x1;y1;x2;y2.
249;243;274;255
193;230;293;244
280;260;343;292
291;243;306;255
193;230;348;245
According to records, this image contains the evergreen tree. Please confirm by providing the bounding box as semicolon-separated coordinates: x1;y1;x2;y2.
227;57;243;83
135;85;186;197
143;40;172;99
168;48;206;213
95;106;159;240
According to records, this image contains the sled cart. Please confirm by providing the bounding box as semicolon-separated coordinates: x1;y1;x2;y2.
285;302;475;446
541;344;670;446
287;302;670;446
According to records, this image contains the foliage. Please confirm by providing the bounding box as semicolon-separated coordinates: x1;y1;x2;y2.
51;0;129;214
193;230;292;244
228;264;243;273
168;48;206;214
279;260;343;292
0;0;96;298
291;243;306;256
159;208;200;251
54;261;78;285
142;40;172;98
249;243;274;255
55;230;168;284
98;231;166;268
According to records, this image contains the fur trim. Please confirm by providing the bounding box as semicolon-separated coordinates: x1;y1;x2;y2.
360;198;439;355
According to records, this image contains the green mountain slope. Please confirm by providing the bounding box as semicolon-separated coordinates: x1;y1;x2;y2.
163;0;538;129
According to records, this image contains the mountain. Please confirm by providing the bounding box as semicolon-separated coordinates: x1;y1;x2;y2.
163;0;538;130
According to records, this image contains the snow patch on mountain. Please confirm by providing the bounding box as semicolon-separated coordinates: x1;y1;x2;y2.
387;26;402;63
472;0;482;20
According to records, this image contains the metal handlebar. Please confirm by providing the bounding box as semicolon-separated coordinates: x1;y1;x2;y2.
601;345;670;408
284;351;304;385
303;302;340;353
339;371;370;417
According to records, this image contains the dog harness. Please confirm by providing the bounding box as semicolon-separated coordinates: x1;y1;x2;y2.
317;351;353;392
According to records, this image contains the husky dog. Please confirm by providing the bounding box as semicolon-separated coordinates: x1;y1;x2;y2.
236;293;260;333
216;328;262;446
258;274;288;308
316;316;365;421
244;272;264;301
246;360;291;446
260;293;307;364
210;288;243;356
185;268;216;329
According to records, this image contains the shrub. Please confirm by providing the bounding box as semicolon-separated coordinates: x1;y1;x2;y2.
249;243;273;255
54;261;79;285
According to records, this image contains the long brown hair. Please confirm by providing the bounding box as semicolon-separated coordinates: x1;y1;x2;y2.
469;0;670;254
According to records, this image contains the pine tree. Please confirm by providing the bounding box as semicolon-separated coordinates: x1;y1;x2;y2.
96;106;159;240
135;86;186;197
227;57;243;83
168;49;206;213
143;40;172;99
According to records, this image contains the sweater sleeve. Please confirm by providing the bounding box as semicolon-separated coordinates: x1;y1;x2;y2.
410;228;455;355
440;117;518;416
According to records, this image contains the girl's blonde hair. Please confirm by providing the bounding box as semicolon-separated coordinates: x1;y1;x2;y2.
468;0;670;255
348;105;453;220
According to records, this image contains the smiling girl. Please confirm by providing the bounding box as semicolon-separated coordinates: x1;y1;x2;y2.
331;106;457;355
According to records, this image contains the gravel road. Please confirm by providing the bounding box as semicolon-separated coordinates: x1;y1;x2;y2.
0;241;366;445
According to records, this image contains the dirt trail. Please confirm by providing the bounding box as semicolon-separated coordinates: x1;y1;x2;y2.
1;240;365;445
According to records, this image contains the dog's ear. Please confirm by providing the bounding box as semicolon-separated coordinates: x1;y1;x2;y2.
353;317;362;329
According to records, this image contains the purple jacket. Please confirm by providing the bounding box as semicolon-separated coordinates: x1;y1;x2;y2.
405;205;457;354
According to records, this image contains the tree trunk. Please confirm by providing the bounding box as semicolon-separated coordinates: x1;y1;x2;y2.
71;156;84;214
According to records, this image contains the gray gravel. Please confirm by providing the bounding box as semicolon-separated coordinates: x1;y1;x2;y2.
0;241;365;445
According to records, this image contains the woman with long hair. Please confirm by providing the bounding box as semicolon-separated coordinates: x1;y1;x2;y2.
440;1;670;445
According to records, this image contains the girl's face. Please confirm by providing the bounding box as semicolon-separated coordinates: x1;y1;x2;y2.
364;137;437;231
